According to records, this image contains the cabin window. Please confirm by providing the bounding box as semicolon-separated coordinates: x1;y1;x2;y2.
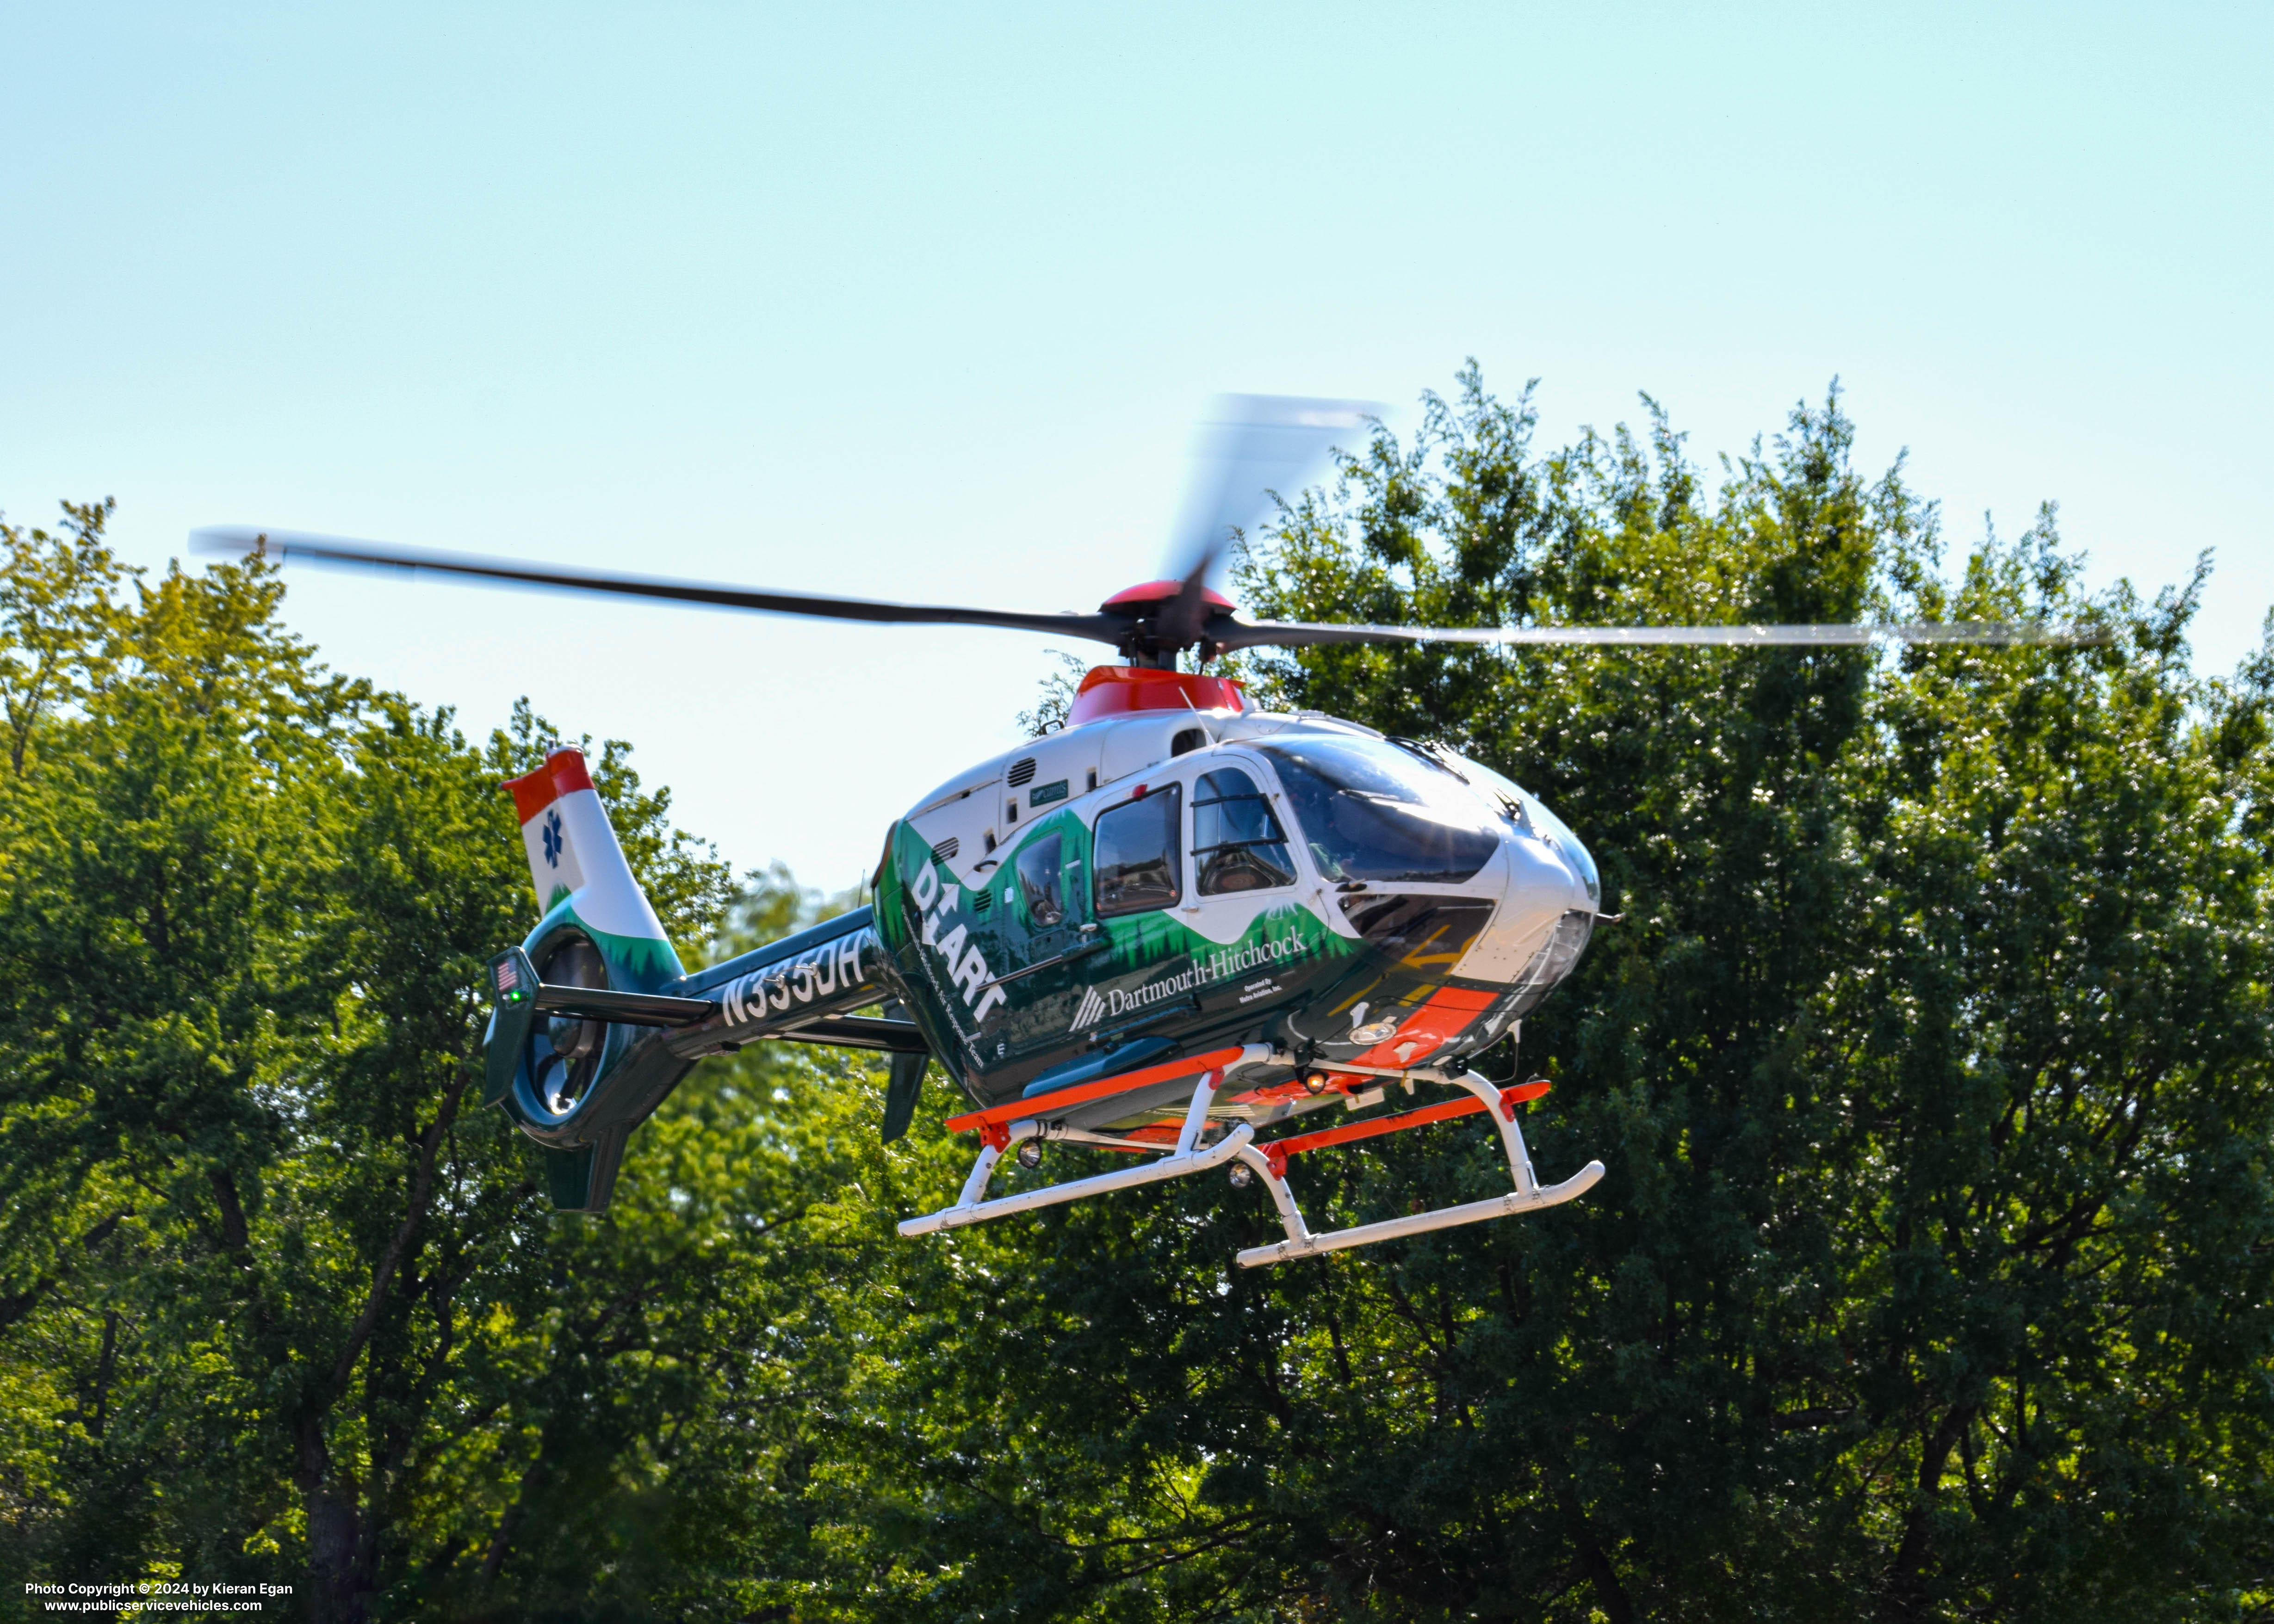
1257;735;1500;884
1092;785;1183;916
1192;768;1296;895
1015;834;1066;927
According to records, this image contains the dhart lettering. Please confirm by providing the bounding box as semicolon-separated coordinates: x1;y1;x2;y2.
918;865;1006;1024
1070;936;1312;1030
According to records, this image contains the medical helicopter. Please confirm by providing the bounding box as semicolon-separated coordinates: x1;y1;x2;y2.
194;398;2100;1267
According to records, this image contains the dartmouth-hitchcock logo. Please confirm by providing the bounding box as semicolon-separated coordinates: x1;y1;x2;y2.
1068;937;1313;1031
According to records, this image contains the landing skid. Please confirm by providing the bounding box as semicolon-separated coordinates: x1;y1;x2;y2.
896;1046;1604;1263
1230;1068;1602;1267
895;1060;1258;1238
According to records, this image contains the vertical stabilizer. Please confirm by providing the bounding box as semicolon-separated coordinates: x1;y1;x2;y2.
501;747;684;991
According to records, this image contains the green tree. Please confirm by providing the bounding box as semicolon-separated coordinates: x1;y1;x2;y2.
0;498;132;776
0;514;847;1623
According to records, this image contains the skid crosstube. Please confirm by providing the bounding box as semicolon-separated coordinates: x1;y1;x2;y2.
1231;1069;1602;1267
897;1045;1603;1261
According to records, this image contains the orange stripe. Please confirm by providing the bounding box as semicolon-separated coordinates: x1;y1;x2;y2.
502;766;558;825
547;748;595;796
943;1045;1250;1133
502;745;597;826
1273;1093;1485;1153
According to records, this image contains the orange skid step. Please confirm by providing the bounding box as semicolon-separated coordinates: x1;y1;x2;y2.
942;1045;1251;1134
1259;1079;1550;1173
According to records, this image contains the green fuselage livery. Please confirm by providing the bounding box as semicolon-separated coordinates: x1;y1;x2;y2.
873;809;1363;1103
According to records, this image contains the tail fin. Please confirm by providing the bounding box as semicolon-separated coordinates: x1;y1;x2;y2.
501;747;684;992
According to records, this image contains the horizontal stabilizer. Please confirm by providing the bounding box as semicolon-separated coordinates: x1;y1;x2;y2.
530;984;716;1027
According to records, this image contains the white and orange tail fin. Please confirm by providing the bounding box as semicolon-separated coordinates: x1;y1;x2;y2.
501;747;685;991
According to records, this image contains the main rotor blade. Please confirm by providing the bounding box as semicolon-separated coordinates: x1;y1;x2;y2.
1159;395;1378;648
190;527;1132;645
1209;617;2112;649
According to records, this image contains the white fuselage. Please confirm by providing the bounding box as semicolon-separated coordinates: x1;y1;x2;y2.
901;704;1599;996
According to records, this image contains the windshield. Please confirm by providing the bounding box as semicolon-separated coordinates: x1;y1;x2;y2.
1256;736;1501;885
1445;752;1600;907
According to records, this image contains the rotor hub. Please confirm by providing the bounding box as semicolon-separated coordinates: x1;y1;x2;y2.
1099;581;1237;667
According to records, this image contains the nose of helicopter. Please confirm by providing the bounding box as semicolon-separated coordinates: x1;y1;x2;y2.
1516;820;1598;915
1451;814;1602;986
1554;826;1601;913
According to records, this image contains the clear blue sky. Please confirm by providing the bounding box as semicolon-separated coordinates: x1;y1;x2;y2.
5;3;2268;891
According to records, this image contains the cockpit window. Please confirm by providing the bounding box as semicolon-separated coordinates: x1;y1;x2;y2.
1193;768;1295;895
1256;736;1501;884
1015;833;1066;926
1093;785;1183;916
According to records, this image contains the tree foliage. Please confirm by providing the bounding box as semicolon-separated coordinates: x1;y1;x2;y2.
1187;367;2274;1619
2;364;2271;1624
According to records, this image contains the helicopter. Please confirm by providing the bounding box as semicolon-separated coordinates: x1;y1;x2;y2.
194;398;2101;1267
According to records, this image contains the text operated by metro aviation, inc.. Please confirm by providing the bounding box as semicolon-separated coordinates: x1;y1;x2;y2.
24;1581;293;1614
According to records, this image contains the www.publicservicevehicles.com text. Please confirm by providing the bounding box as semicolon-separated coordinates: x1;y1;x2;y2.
25;1582;291;1612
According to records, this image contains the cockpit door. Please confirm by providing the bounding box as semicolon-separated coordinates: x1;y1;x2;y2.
1189;765;1300;899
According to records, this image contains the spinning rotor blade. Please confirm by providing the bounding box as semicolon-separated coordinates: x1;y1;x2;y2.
189;528;2110;660
1158;395;1378;648
1207;617;2111;649
189;527;1132;646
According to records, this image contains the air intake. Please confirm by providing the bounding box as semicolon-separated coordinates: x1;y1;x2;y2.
930;836;960;864
1007;757;1038;788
